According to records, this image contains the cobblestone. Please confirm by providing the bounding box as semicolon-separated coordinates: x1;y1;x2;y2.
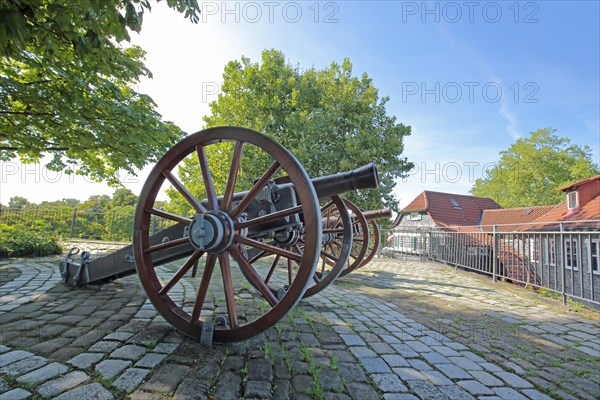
17;362;69;385
135;353;167;368
1;257;599;399
0;355;46;376
53;383;114;400
0;351;33;368
37;371;90;397
67;352;104;369
0;388;32;400
110;344;147;360
95;359;131;379
112;368;151;392
372;373;408;392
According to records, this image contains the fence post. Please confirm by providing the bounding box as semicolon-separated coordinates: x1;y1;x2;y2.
70;207;77;237
492;225;498;282
560;222;567;305
427;230;432;260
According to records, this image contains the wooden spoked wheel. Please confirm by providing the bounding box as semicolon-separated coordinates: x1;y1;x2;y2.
302;195;352;298
133;127;321;342
357;220;380;269
338;199;369;277
239;195;352;299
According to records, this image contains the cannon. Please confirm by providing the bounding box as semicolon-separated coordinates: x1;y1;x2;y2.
61;127;382;343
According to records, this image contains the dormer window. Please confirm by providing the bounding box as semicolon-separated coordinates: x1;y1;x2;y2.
567;191;578;209
410;212;422;221
450;199;461;209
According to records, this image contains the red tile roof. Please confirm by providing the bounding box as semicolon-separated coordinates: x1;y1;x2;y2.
526;194;600;230
401;192;427;212
401;191;501;226
559;174;600;192
479;205;556;231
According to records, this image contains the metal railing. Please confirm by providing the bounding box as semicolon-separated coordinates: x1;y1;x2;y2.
390;220;600;306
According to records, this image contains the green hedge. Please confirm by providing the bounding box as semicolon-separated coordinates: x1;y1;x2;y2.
0;223;62;258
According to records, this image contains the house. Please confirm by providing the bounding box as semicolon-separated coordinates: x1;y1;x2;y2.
390;176;600;304
390;191;501;253
525;175;600;231
522;175;600;300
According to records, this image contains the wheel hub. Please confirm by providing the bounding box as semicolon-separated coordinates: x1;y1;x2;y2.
188;211;235;253
274;228;301;246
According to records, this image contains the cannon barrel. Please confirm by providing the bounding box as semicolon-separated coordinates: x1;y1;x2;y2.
363;208;392;221
311;163;378;200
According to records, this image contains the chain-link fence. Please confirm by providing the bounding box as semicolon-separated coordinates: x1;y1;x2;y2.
0;207;174;242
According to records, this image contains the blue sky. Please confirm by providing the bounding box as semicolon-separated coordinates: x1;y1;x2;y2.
2;1;599;208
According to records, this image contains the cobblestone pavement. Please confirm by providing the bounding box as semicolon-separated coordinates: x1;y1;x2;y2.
0;257;598;400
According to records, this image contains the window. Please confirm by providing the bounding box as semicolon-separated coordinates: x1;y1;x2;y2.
591;240;599;275
467;246;478;256
479;247;489;256
545;238;556;266
567;192;578;209
438;235;446;246
564;238;579;270
450;199;461;209
410;212;422;221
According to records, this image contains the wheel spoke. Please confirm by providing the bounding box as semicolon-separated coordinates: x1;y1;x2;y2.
320;200;335;213
264;254;281;284
229;246;278;306
163;170;207;214
143;237;190;254
221;141;244;211
235;205;303;230
320;249;339;262
218;253;238;328
146;208;192;224
196;144;219;210
190;253;217;322
328;243;339;257
234;234;302;262
159;250;203;295
330;215;342;229
249;249;268;264
287;258;293;286
231;161;280;219
312;271;321;284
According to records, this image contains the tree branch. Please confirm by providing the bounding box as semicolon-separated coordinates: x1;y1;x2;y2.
0;146;70;151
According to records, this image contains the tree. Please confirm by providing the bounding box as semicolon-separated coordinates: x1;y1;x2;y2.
109;188;138;208
80;195;111;214
0;0;200;184
471;128;599;207
8;196;31;209
39;198;81;209
167;50;413;214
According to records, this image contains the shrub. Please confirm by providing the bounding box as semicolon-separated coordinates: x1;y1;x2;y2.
0;223;62;258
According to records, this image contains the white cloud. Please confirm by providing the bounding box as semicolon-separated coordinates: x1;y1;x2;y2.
499;98;521;140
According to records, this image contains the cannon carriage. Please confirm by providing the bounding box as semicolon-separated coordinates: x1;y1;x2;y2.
60;127;392;343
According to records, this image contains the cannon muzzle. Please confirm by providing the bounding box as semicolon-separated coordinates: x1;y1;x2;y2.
311;163;379;200
363;208;392;221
